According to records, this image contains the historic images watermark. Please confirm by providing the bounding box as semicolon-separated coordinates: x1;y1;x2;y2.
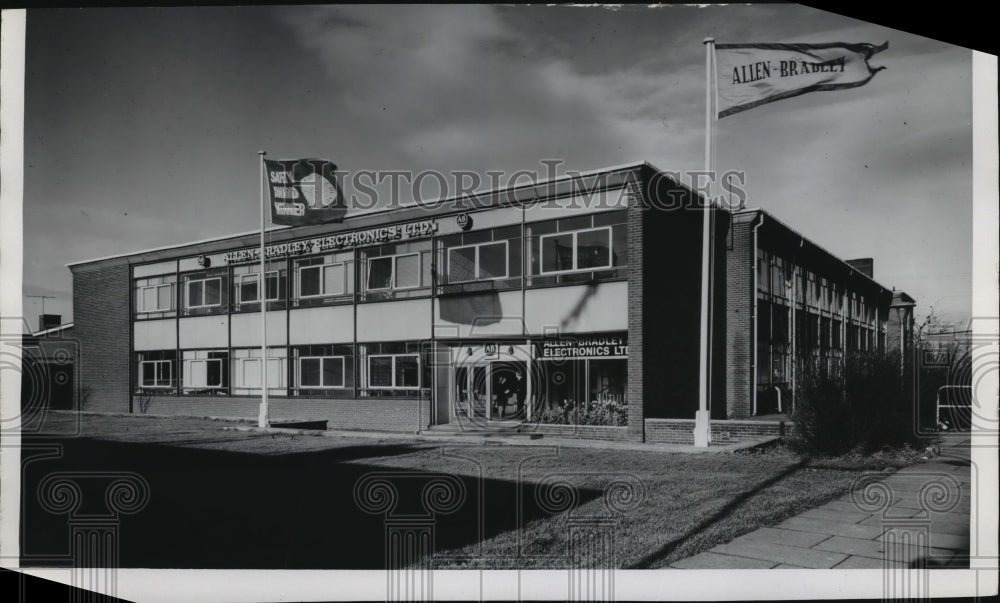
318;159;748;213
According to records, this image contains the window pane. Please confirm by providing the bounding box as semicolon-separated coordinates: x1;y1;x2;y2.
301;358;321;386
142;288;156;312
576;229;611;269
323;358;343;387
478;242;507;279
300;266;321;297
243;358;261;387
265;273;280;300
188;281;203;307
157;361;171;385
141;362;155;386
369;356;393;386
240;275;258;303
448;247;476;283
322;264;345;295
157;285;172;310
205;279;221;305
396;355;419;387
207;360;222;387
188;360;207;387
395;255;419;288
542;233;573;272
266;358;281;386
368;258;393;290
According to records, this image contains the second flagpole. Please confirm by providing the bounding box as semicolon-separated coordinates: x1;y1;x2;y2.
258;150;269;429
695;37;716;447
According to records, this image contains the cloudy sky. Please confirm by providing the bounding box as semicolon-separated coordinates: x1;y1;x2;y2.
19;4;973;329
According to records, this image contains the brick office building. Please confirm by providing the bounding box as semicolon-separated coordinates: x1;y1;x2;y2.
69;162;910;444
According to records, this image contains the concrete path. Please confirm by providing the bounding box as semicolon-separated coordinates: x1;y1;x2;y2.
670;434;972;569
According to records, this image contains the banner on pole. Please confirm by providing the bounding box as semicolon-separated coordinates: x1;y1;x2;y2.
263;158;346;226
715;42;888;118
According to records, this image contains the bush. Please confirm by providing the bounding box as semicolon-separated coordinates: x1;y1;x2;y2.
790;351;920;455
531;398;628;426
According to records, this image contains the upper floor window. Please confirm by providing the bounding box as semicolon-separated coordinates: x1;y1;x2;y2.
527;211;626;286
358;240;432;301
292;251;354;308
181;268;228;316
232;261;287;312
447;240;509;283
436;224;522;294
134;274;177;319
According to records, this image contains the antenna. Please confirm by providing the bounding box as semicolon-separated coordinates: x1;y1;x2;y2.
27;295;57;331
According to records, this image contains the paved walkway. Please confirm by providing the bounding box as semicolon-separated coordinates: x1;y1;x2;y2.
670;434;972;569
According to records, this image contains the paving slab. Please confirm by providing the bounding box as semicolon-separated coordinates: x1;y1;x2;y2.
877;531;970;551
669;552;775;569
833;555;906;569
731;527;832;549
775;516;885;540
799;507;874;524
711;541;848;569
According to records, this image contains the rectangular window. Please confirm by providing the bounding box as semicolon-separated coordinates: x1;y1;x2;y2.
135;275;178;316
235;271;282;304
540;227;611;274
368;354;419;389
298;263;346;297
139;360;172;388
182;350;229;393
366;254;421;290
299;356;345;388
186;278;222;308
447;241;509;283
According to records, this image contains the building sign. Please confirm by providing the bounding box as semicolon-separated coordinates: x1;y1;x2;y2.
539;335;628;359
223;221;438;264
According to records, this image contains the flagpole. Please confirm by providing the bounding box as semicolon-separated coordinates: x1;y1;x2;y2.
695;37;716;447
258;150;269;429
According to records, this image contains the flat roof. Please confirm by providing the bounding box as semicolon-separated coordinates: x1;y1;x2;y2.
68;160;651;269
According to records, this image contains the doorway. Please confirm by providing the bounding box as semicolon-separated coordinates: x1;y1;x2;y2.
449;344;531;424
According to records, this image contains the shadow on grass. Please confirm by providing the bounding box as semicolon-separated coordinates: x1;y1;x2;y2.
626;458;810;569
21;436;600;569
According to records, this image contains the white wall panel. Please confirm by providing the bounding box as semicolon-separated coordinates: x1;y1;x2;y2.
356;299;431;342
133;319;177;351
433;290;524;338
288;305;355;345
523;281;627;335
230;311;288;347
178;315;229;348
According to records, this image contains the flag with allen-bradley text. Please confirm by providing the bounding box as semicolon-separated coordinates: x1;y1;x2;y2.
264;158;346;226
715;42;888;118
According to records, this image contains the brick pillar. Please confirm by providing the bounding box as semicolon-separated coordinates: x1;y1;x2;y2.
626;182;645;441
72;263;132;413
725;213;757;418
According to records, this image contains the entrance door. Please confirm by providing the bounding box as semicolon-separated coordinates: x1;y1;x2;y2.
490;361;527;421
454;364;488;420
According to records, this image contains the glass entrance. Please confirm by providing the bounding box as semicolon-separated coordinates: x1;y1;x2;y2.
451;344;531;424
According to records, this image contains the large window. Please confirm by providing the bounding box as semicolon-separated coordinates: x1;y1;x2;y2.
291;344;355;396
134;274;177;319
533;334;628;425
230;348;287;395
182;350;229;394
292;252;354;307
358;241;432;301
527;211;626;286
448;241;509;282
181;269;228;315
135;350;177;394
232;261;287;311
358;341;427;396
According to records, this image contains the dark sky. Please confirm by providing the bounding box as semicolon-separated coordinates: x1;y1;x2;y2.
20;5;973;328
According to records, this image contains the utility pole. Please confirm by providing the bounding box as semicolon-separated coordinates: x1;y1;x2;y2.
27;295;56;331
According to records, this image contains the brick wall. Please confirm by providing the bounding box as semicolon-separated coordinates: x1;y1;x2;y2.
626;178;645;441
525;424;631;442
72;263;131;413
138;395;427;433
725;212;759;418
644;418;794;445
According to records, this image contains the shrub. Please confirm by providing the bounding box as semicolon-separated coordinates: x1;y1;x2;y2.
531;398;628;426
790;350;920;455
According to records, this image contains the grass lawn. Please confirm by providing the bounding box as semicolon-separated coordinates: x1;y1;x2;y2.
23;413;923;570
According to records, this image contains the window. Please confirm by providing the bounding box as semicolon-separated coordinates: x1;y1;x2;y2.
299;356;345;388
235;271;282;303
182;350;229;393
540;227;612;274
135;350;177;393
134;275;177;317
367;354;420;388
366;253;421;290
230;348;287;394
447;241;509;283
140;360;172;388
186;278;222;308
299;262;346;297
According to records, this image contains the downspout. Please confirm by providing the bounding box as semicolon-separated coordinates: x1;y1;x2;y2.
750;211;764;416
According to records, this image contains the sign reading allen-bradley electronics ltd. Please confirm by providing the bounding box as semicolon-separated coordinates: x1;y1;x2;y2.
223;221;438;264
540;336;628;359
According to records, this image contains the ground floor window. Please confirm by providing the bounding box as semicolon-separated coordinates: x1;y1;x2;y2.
291;344;355;397
230;347;287;395
181;350;229;395
358;341;428;397
135;350;177;394
531;334;627;425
